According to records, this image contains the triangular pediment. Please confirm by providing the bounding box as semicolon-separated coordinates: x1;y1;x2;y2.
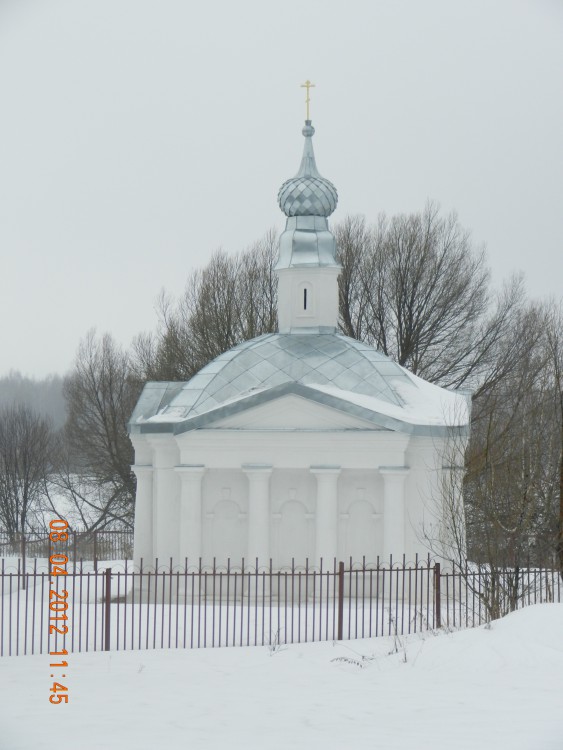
209;393;385;430
167;383;403;434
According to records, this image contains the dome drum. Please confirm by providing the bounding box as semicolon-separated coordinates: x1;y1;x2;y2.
276;217;339;269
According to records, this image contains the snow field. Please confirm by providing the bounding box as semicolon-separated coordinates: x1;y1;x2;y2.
0;604;562;750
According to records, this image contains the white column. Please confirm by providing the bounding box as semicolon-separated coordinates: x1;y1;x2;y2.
132;465;153;568
243;464;273;567
380;467;410;562
175;466;206;565
311;466;341;566
148;436;180;565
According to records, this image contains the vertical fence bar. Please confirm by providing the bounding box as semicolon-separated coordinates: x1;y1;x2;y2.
361;557;366;640
104;567;111;651
297;566;302;644
337;561;344;641
434;562;441;629
21;534;26;590
31;559;37;655
254;558;262;646
325;560;331;641
319;562;325;641
369;566;373;637
240;559;245;647
400;555;405;636
348;558;352;639
269;559;273;647
304;558;309;643
353;557;358;639
0;559;4;658
311;568;317;641
72;534;77;571
87;571;93;652
15;566;21;653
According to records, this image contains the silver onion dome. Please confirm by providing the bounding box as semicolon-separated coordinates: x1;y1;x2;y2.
278;121;338;217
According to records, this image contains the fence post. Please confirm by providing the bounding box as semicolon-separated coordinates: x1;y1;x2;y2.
434;562;441;629
93;531;98;573
337;561;345;640
104;567;112;651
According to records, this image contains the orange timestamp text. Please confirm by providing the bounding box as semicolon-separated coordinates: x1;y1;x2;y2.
48;519;71;704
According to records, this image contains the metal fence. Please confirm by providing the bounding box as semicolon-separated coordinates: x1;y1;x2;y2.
0;529;133;566
1;557;560;657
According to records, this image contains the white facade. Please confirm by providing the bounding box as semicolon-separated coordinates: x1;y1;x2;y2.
131;390;463;569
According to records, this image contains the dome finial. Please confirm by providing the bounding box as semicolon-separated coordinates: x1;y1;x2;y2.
277;82;337;217
300;79;315;120
277;114;338;217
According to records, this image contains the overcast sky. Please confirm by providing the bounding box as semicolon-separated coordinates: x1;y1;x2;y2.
0;0;561;378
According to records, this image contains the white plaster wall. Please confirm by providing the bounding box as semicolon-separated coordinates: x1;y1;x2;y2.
277;267;340;331
271;469;315;567
213;395;378;431
405;434;467;564
202;470;248;567
404;437;444;563
338;470;383;565
176;429;409;470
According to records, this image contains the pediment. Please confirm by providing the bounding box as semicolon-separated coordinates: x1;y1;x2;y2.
203;393;386;431
167;382;422;436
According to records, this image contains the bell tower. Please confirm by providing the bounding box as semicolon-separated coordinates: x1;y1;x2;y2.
275;84;341;333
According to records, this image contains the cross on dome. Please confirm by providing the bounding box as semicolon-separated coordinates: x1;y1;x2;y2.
300;79;315;120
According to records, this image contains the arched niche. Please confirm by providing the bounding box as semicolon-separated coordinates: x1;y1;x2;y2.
208;499;246;567
276;500;310;567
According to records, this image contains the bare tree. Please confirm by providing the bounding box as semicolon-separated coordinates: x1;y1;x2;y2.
336;214;374;341
545;304;563;575
60;330;140;529
0;404;53;540
138;208;520;395
465;303;560;567
336;205;525;391
133;230;278;382
422;300;562;615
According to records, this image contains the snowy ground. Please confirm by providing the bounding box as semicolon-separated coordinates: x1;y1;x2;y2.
0;604;562;750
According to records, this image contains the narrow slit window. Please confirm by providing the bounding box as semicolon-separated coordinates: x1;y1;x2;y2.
303;288;308;310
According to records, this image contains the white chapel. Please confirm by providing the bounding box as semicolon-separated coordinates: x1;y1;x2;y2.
128;113;469;570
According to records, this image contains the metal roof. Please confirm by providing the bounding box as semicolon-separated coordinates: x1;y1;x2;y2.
129;332;469;437
132;332;410;421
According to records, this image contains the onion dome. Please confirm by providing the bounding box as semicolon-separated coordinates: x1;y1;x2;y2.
278;121;338;217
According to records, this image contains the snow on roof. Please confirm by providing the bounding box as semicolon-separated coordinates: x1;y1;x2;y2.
130;333;470;435
309;368;469;427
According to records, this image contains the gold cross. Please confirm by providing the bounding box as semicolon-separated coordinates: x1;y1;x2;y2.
300;79;315;120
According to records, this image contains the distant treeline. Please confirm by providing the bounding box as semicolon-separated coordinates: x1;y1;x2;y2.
0;371;66;429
